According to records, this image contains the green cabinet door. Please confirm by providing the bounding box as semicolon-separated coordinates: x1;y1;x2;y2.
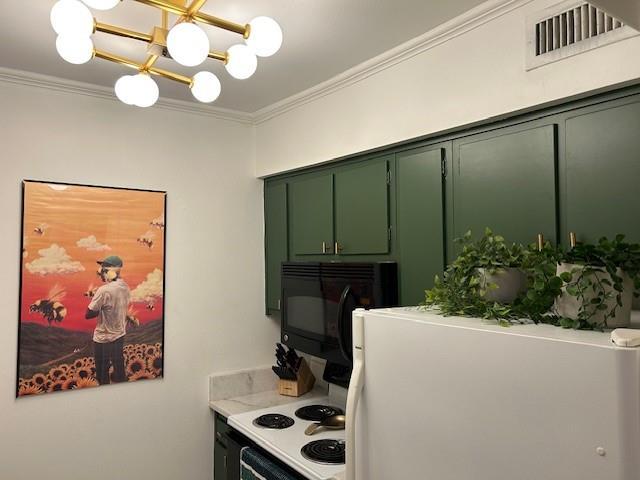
396;147;445;306
452;124;558;246
214;440;227;480
334;157;390;255
565;100;640;244
214;414;229;480
289;174;334;255
264;182;288;313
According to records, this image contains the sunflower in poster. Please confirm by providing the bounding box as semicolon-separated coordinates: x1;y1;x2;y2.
29;284;67;325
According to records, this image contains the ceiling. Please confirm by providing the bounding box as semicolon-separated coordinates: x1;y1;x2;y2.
1;0;487;112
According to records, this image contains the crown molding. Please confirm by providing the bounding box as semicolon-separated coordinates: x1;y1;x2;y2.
0;0;532;126
252;0;533;124
0;67;254;125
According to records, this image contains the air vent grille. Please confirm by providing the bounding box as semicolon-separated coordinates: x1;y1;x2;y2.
282;262;375;280
535;3;623;56
526;1;638;70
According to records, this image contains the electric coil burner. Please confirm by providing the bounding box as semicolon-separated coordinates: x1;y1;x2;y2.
252;414;295;429
301;439;346;465
295;404;345;422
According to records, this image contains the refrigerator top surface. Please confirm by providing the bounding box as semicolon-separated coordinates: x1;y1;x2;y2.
361;307;640;349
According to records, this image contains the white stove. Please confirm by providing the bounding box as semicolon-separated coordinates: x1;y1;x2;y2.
228;396;346;480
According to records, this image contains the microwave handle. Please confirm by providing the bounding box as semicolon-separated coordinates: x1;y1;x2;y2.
337;284;353;363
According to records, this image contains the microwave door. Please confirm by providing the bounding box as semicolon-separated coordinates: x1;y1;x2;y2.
282;277;327;341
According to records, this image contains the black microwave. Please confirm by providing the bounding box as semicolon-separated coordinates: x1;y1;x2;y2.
281;261;398;385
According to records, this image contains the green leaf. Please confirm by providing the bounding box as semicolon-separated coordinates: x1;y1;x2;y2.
560;272;573;283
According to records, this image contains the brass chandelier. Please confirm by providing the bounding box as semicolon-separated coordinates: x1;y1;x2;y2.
50;0;283;107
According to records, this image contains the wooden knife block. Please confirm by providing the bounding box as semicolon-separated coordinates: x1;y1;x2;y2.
278;358;315;397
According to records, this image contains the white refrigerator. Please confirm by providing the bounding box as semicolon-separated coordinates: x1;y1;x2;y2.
345;307;640;480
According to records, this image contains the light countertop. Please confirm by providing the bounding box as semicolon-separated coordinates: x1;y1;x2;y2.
208;363;329;418
209;387;330;417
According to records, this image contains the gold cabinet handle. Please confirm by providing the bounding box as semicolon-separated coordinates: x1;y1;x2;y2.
334;242;343;254
537;233;544;252
569;232;577;248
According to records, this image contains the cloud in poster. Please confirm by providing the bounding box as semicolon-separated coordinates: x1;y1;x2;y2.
131;268;164;302
26;244;85;276
76;235;111;252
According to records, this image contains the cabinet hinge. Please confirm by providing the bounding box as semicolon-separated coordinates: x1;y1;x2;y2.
441;158;447;178
388;226;392;241
386;170;391;185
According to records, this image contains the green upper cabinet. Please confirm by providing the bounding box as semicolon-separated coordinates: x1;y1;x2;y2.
334;157;391;255
289;173;334;255
264;182;288;313
396;146;446;306
565;99;640;244
452;124;558;246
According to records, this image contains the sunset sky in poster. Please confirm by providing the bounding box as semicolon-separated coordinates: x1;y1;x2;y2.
20;182;165;332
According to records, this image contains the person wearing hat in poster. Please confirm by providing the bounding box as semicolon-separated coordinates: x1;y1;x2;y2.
85;255;131;385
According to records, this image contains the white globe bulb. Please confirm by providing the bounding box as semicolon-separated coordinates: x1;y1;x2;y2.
245;16;283;57
56;35;94;64
167;22;210;67
81;0;120;10
133;74;159;108
51;0;94;37
114;75;136;105
225;44;257;80
190;71;221;103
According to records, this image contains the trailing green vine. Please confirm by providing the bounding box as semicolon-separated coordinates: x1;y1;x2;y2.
422;230;640;330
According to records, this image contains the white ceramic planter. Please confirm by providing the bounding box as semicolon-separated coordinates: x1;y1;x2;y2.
555;263;633;328
478;267;527;304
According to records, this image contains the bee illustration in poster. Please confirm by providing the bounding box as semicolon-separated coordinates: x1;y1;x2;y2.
29;284;67;325
17;181;166;397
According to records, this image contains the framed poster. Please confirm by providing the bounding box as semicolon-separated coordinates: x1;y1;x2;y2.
17;180;166;397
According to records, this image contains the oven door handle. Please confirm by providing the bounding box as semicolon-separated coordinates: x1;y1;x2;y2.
337;284;353;363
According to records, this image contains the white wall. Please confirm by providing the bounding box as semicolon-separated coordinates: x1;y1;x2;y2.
0;81;279;480
254;0;640;177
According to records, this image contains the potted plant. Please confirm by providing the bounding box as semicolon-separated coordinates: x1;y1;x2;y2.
517;241;565;324
461;228;528;304
424;229;528;322
555;235;640;329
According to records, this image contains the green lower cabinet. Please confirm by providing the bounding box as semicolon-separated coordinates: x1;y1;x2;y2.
334;156;391;255
565;99;640;244
214;414;229;480
264;182;288;313
288;173;334;255
214;440;228;480
396;147;445;306
452;124;558;246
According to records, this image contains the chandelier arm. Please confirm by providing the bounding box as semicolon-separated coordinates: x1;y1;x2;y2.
131;0;249;37
95;22;153;43
142;55;160;71
148;66;192;85
131;0;187;17
94;49;142;71
192;11;249;38
93;49;192;86
187;0;208;16
208;51;228;63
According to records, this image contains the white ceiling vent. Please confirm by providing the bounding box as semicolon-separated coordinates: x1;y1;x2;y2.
526;0;639;70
